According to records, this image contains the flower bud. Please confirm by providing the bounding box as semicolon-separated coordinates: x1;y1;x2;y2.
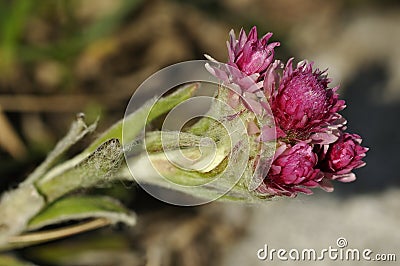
257;142;323;197
320;133;368;182
228;26;280;75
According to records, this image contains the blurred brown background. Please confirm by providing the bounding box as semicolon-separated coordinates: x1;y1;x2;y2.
0;0;399;265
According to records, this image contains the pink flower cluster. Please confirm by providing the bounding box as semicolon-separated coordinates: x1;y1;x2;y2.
211;26;368;197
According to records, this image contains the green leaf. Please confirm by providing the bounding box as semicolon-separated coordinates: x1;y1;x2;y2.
37;139;123;203
21;233;137;266
84;82;199;154
28;195;136;231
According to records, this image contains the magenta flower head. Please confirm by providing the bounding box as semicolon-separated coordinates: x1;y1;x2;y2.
228;26;280;76
205;26;368;199
269;58;346;143
257;142;323;197
319;133;368;182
